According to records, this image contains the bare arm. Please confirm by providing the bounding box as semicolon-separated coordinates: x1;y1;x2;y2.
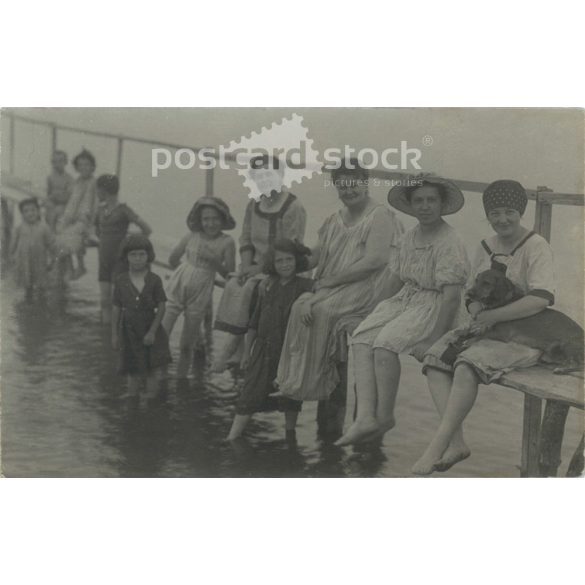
134;215;152;237
240;328;257;368
148;302;166;336
168;234;189;269
222;240;236;277
477;295;548;325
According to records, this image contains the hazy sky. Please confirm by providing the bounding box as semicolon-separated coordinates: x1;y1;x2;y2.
6;107;584;193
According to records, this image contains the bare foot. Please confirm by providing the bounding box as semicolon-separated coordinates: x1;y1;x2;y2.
411;446;445;476
334;418;380;446
434;444;471;472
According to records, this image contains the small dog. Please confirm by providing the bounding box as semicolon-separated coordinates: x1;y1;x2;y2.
442;269;584;375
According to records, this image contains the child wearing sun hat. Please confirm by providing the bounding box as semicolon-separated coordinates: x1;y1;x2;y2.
162;196;236;378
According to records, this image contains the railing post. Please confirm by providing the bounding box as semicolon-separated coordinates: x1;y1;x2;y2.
116;138;124;182
51;124;58;153
205;163;214;197
534;186;553;242
9;113;15;175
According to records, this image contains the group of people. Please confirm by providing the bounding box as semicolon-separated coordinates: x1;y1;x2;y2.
5;149;560;475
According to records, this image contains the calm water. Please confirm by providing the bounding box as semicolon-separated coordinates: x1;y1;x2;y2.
1;251;583;478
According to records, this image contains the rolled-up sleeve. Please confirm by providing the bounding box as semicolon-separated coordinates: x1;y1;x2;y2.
526;238;556;305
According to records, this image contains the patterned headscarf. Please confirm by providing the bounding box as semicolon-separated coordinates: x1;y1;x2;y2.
482;180;527;215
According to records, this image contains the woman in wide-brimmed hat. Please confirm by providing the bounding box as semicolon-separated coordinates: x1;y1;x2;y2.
412;179;560;475
336;174;470;446
162;196;236;378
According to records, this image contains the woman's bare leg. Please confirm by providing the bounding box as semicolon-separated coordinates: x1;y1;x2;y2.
412;364;479;475
426;368;470;467
373;348;400;434
99;282;112;324
335;344;379;446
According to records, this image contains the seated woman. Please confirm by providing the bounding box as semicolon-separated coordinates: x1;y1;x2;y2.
275;160;403;410
336;175;470;446
412;180;557;475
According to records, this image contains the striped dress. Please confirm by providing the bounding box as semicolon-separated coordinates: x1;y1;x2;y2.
275;203;403;401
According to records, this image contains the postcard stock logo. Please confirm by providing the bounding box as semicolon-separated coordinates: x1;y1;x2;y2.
151;114;423;200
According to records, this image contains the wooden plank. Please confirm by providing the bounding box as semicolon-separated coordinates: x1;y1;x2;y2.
521;394;542;477
205;164;214;197
498;366;584;409
116;138;124;180
539;192;584;206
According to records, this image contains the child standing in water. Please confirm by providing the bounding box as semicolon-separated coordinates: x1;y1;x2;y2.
56;149;97;280
45;150;74;231
112;235;171;402
10;198;56;302
227;239;313;442
162;197;236;378
95;174;152;324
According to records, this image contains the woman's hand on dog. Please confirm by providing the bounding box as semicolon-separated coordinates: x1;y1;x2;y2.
469;310;497;335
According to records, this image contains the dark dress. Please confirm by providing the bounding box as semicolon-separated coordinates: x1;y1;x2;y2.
96;203;140;282
236;275;314;415
113;271;172;375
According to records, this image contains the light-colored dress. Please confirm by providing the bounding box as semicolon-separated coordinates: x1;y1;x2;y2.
10;220;55;288
351;222;470;353
423;231;557;384
163;232;235;345
276;204;403;401
55;176;97;256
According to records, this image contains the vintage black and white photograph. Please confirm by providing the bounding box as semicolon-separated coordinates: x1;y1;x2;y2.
1;107;583;478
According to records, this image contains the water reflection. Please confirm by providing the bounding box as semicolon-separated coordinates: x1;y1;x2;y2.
2;254;583;477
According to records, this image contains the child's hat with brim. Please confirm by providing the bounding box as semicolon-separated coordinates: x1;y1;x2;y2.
187;196;236;231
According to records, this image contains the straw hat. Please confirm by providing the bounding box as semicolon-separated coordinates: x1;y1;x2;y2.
387;174;464;217
187;196;236;231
